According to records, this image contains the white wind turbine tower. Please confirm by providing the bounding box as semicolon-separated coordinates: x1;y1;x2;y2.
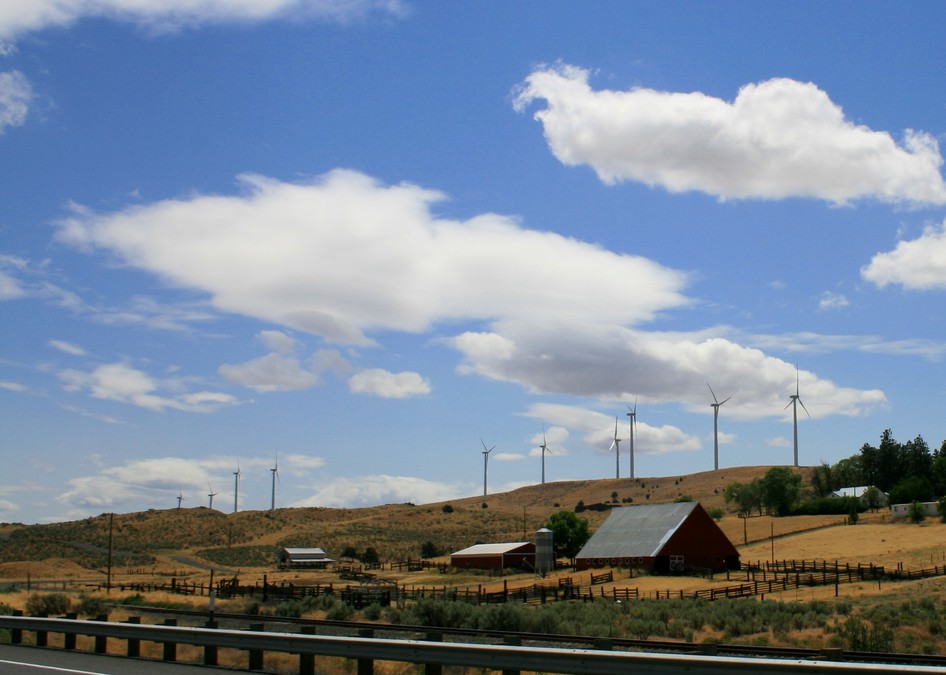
233;463;241;513
785;365;810;467
176;488;185;509
539;426;549;485
270;455;280;512
626;398;638;479
607;416;621;479
207;484;218;509
708;383;731;471
480;440;495;498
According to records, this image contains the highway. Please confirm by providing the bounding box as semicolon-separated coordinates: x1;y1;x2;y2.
0;645;238;674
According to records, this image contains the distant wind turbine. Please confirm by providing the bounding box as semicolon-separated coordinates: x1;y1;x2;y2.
233;463;241;513
539;426;549;485
708;383;731;471
270;454;280;512
626;398;638;479
480;439;495;498
785;365;810;467
176;488;184;510
607;416;621;479
207;484;218;509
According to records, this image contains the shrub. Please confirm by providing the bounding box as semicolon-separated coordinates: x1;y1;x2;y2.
76;595;109;617
26;593;71;616
326;602;354;621
707;507;724;521
842;617;894;652
441;504;454;514
908;500;926;523
362;602;383;621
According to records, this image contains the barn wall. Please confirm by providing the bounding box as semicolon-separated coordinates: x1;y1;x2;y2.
660;504;740;571
451;555;502;570
576;555;654;571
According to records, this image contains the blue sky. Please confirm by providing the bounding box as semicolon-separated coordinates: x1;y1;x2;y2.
2;1;945;524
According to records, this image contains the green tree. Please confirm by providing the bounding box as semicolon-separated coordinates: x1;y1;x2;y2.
761;467;802;516
545;511;591;559
420;541;441;559
862;486;884;511
724;480;763;517
908;500;926;524
889;475;933;505
809;462;834;498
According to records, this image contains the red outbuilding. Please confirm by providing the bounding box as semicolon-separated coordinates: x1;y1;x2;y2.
450;542;536;570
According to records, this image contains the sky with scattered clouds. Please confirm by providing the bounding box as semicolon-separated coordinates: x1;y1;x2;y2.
2;1;945;523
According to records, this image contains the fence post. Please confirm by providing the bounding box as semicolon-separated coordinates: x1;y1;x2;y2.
162;618;178;662
248;623;265;670
592;637;613;651
204;620;218;666
357;628;374;675
299;626;316;675
94;614;109;654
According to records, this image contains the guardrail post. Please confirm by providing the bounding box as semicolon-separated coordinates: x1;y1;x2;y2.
162;618;178;661
10;609;22;644
820;648;843;661
204;620;218;666
357;628;374;675
502;635;521;675
34;613;48;647
125;616;141;657
248;622;265;670
94;614;109;654
424;631;443;675
63;613;77;650
299;626;316;675
592;637;612;651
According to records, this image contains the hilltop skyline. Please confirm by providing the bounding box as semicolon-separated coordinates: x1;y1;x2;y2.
1;2;945;523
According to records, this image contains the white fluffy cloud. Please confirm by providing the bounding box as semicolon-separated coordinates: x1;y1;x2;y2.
348;368;430;398
59;361;239;412
0;70;31;133
861;219;946;290
56;169;690;346
55;169;885;420
514;65;946;205
0;0;404;43
293;474;472;508
524;403;701;455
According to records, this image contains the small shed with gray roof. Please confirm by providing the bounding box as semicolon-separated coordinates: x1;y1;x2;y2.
575;502;739;573
277;547;334;569
450;542;536;570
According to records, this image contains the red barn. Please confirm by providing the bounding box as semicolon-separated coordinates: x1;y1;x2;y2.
450;542;536;570
575;502;739;573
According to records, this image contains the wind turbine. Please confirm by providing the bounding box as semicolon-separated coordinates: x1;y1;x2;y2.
176;488;184;509
207;484;218;509
480;439;495;498
626;398;638;479
785;365;810;467
607;416;621;479
233;463;241;513
539;426;549;485
270;454;280;512
708;383;731;471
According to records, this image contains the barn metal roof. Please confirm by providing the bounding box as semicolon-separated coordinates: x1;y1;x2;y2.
281;547;327;559
451;542;532;557
576;502;698;560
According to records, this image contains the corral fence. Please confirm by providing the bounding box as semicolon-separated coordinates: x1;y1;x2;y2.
3;613;946;674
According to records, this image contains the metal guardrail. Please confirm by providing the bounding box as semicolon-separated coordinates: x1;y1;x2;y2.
2;615;946;674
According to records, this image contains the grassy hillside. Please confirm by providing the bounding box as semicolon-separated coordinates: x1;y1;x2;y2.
0;466;804;571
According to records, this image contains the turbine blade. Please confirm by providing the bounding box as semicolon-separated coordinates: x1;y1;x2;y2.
720;396;732;406
608;440;616;452
707;382;718;404
798;398;811;418
784;400;793;410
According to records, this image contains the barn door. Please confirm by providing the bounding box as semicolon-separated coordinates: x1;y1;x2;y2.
669;555;685;572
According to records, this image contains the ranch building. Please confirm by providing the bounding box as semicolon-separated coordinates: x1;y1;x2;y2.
832;485;888;508
450;542;536;570
277;547;334;569
575;502;739;573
